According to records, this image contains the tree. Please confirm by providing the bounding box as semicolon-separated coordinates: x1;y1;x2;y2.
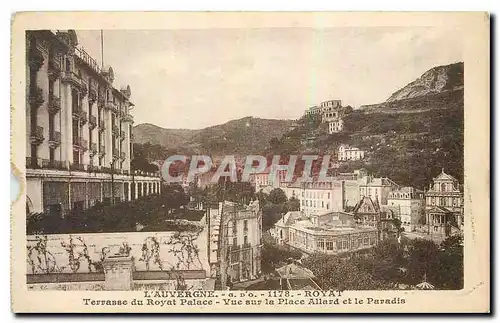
303;253;389;290
406;238;440;285
161;184;189;214
436;235;463;289
286;196;300;212
261;241;302;274
268;188;287;205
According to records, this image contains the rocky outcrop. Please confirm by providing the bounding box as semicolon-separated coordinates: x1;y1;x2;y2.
386;62;463;102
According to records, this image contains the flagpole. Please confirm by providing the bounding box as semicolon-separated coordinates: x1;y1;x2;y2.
100;30;104;69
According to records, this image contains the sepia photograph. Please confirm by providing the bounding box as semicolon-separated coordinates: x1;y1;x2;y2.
11;12;489;313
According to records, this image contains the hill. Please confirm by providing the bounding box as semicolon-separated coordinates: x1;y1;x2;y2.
132;123;199;150
386;62;463;102
133;117;295;155
272;62;464;189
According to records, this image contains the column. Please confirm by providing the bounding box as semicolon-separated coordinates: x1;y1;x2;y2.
127;182;131;201
105;108;113;166
61;82;73;168
82;88;90;167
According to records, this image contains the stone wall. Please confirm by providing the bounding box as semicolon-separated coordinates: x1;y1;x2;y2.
26;229;210;275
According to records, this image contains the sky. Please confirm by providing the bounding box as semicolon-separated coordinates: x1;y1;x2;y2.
76;27;462;129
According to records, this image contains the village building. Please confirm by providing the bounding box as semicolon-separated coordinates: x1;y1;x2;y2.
249;165;289;192
25;30;160;218
274;211;378;255
358;175;399;206
304;99;346;134
424;169;464;237
353;196;381;228
338;144;365;161
387;187;425;232
282;180;345;215
218;201;262;288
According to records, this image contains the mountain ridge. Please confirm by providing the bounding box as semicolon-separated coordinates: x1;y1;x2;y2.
386;62;464;102
133;116;295;154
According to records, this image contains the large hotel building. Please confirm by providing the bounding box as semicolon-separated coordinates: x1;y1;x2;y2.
26;30;161;217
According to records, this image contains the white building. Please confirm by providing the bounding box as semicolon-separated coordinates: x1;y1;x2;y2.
338;144;365;161
274;211;378;255
387;187;425;232
358;175;399;206
283;180;345;215
304;99;346;134
26;30;161;217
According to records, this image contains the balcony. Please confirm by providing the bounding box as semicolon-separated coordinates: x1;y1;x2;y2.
61;71;86;91
89;115;97;130
90;142;98;156
89;82;98;104
48;131;61;148
70;163;86;171
123;113;134;123
29;126;44;145
112;125;120;137
105;102;118;113
48;94;61;114
97;95;105;108
98;120;105;132
29;86;44;110
120;130;126;141
26;157;39;169
48;55;61;72
72;105;82;118
72;137;88;151
81;138;88;151
47;160;66;170
48;55;61;80
79;110;88;125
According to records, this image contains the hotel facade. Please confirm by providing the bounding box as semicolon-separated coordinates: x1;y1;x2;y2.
26;30;161;217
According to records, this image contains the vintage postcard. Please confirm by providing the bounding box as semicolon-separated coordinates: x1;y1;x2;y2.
10;12;489;313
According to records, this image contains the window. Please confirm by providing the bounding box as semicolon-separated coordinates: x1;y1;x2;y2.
328;192;330;199
336;241;342;250
230;252;239;263
326;241;334;250
363;237;369;245
232;237;237;246
73;149;80;165
243;220;248;231
342;240;348;249
441;183;446;192
317;241;325;250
